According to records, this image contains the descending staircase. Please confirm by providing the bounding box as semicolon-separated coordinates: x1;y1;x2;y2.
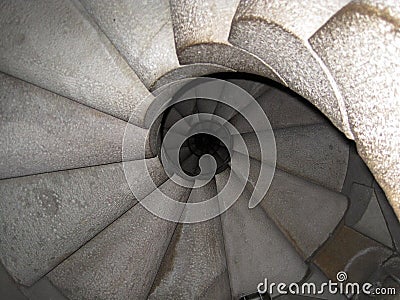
0;0;399;299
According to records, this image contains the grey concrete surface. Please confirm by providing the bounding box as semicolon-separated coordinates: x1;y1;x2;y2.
20;277;68;300
0;262;26;300
238;124;350;191
261;167;348;258
48;179;190;300
374;182;400;251
234;158;348;258
226;78;271;100
229;0;353;136
0;158;166;286
230;86;327;133
310;0;400;220
353;192;393;248
0;72;150;179
148;180;231;299
0;0;151;125
169;0;282;82
216;169;307;298
79;0;179;88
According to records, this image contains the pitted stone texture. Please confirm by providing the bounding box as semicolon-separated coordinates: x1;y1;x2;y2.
233;0;350;40
0;0;150;124
229;0;353;136
230;86;327;133
179;44;283;83
0;158;166;285
170;0;282;82
151;63;232;91
216;170;307;298
79;0;179;88
261;168;348;258
170;0;240;50
310;1;400;219
0;73;150;179
239;124;349;191
149;180;231;299
48;180;190;300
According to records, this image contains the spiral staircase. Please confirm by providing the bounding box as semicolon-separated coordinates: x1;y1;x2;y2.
0;0;400;299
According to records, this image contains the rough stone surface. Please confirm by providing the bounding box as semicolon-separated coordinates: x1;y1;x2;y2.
229;0;353;136
0;72;150;179
148;180;231;299
179;44;283;83
80;0;179;88
170;0;282;82
170;0;240;50
48;180;190;300
239;124;350;191
151;63;232;91
310;1;400;220
216;170;307;298
230;85;327;133
0;158;166;286
0;0;151;124
241;159;348;258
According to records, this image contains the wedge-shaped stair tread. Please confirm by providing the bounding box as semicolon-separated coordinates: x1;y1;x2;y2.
229;0;352;135
170;0;281;82
149;180;231;299
310;0;400;219
238;123;349;191
0;158;166;285
216;169;307;298
232;157;348;258
353;191;393;248
260;168;348;258
0;73;150;179
48;179;190;300
230;86;327;133
0;0;150;124
79;0;179;88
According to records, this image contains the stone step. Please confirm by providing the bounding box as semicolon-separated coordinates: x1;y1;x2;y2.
235;123;349;191
230;86;327;133
148;180;231;299
48;179;190;300
229;0;352;136
310;0;400;220
79;0;179;88
353;190;393;248
0;0;151;125
0;158;166;286
216;169;307;298
169;0;282;82
0;72;150;179
232;156;348;259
